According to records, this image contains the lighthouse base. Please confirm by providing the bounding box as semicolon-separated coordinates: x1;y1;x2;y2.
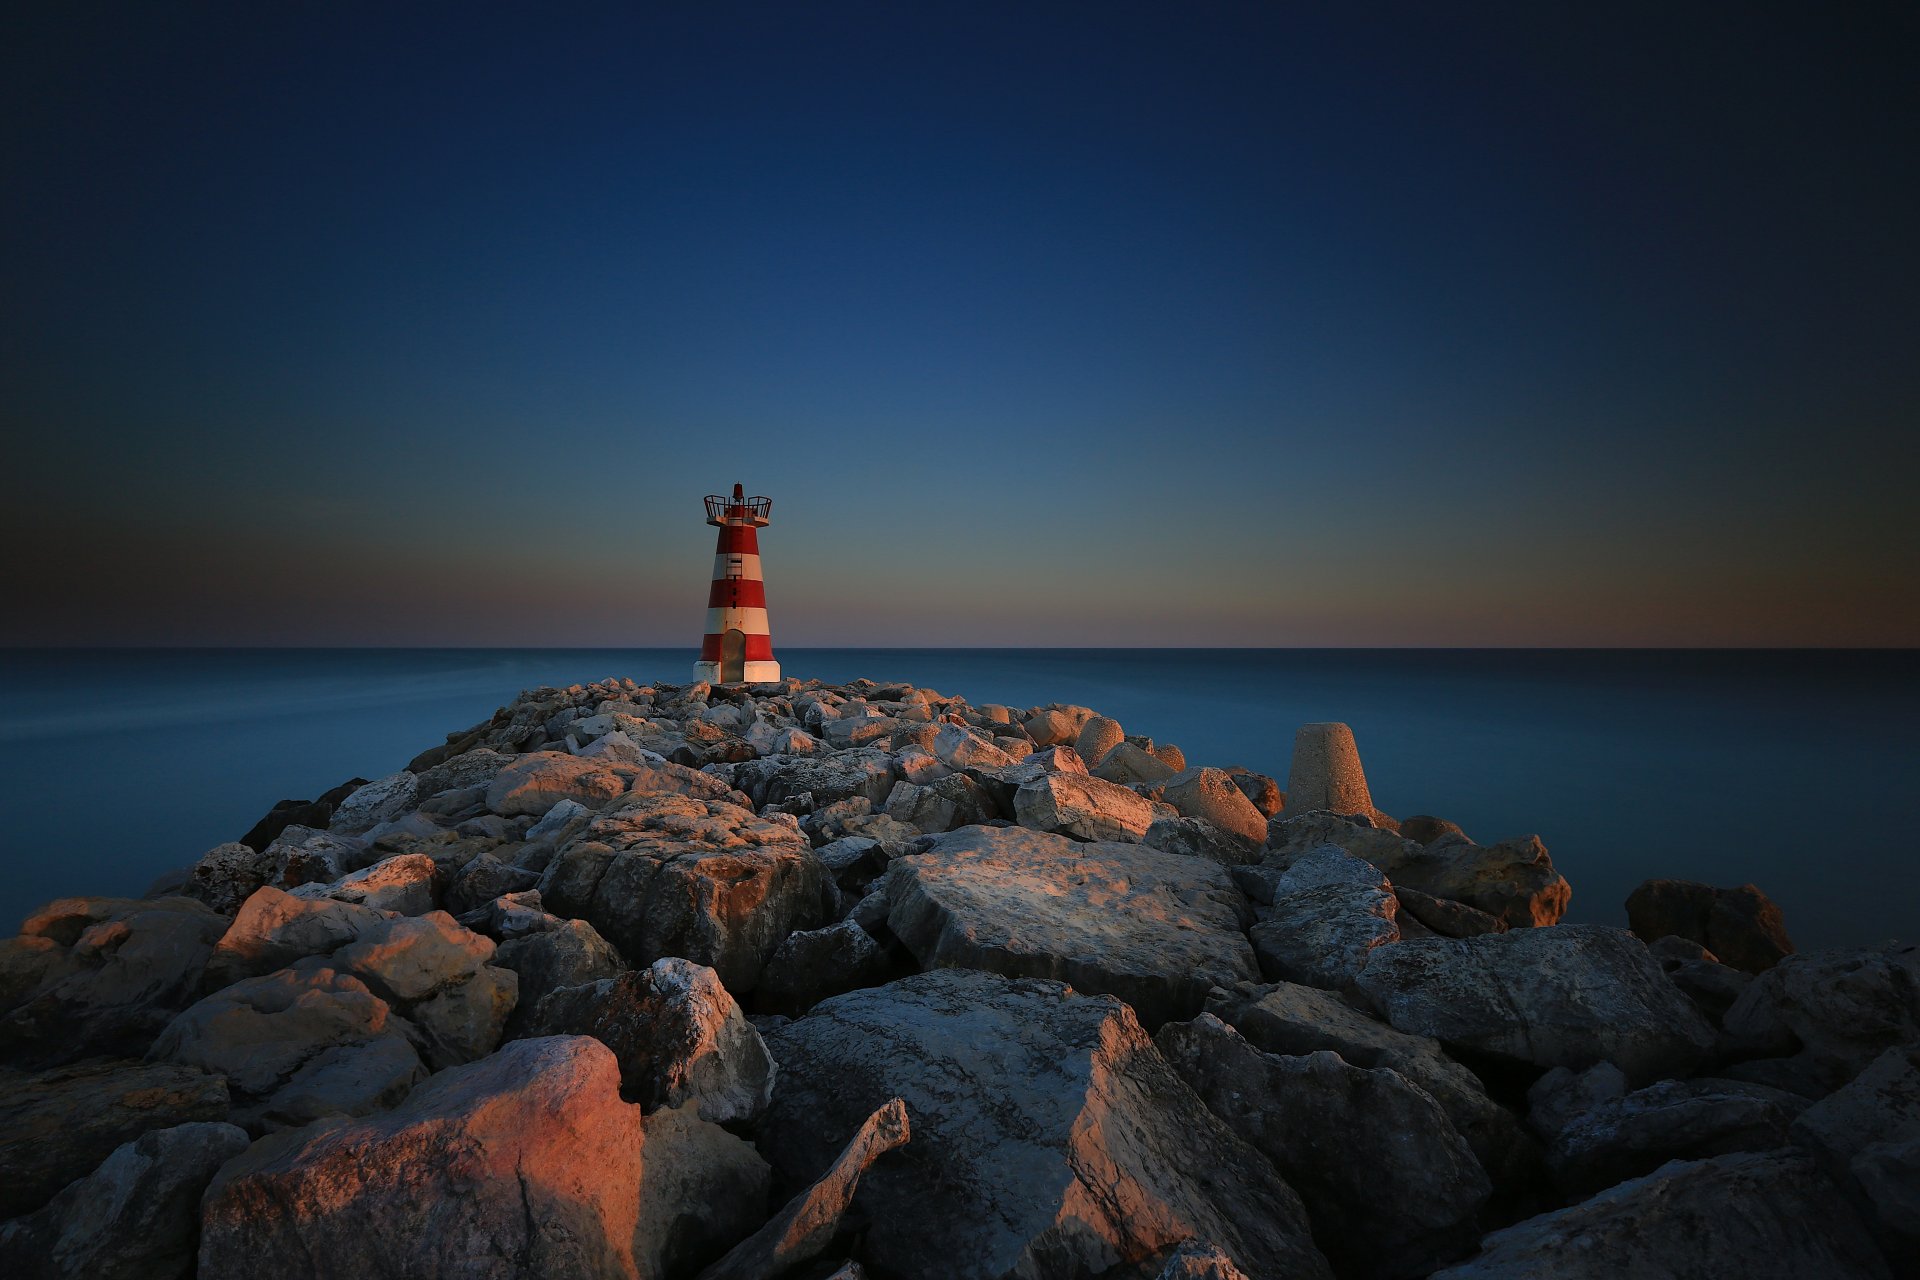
693;659;781;686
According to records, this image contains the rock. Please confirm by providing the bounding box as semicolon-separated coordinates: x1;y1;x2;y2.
882;775;992;833
1156;767;1270;845
441;850;540;914
1853;1139;1920;1240
1205;980;1539;1194
496;918;625;1036
413;747;512;799
1285;722;1376;817
1549;1077;1807;1197
526;796;592;843
1666;956;1753;1024
695;1097;910;1280
290;853;438;915
536;793;828;992
1269;814;1570;929
623;757;744;805
631;1101;773;1277
1395;886;1508;938
966;744;1088;813
329;772;420;836
1249;881;1400;991
147;963;425;1129
1073;715;1126;768
1157;1013;1489;1279
1013;770;1155;843
1429;1150;1890;1279
1401;815;1468;845
527;958;774;1125
823;713;899;750
758;969;1330;1280
201;886;393;989
1;896;228;1067
1793;1045;1920;1234
1354;925;1718;1083
886;825;1259;1028
746;748;897;810
184;842;277;915
1222;767;1284;818
1145;814;1264;866
757;919;895;1016
1023;707;1081;747
238;797;337;853
1625;879;1795;973
0;1058;230;1218
486;751;633;816
930;722;1014;770
1094;740;1177;787
1525;1062;1629;1141
0;1121;250;1280
1157;1239;1253;1280
333;910;495;1004
198;1035;769;1280
1720;943;1920;1092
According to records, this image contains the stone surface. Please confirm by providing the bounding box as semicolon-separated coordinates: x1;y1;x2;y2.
1286;722;1374;816
1157;1239;1253;1280
495;917;626;1036
695;1097;910;1280
1548;1077;1807;1196
486;751;633;817
1429;1150;1890;1279
1720;943;1920;1091
1224;768;1284;818
0;1058;230;1218
741;747;897;810
185;842;277;915
1157;1013;1489;1280
1249;882;1400;991
758;969;1331;1280
536;793;828;992
0;1120;250;1280
1012;770;1155;842
1793;1045;1920;1223
1;896;229;1067
1625;878;1794;973
1156;767;1270;845
1094;740;1178;787
198;1035;769;1280
1395;886;1508;938
202;886;393;989
290;853;438;915
330;772;420;836
886;825;1259;1027
527;958;775;1125
1525;1061;1629;1141
1354;925;1717;1082
757;918;895;1016
1073;715;1126;769
1144;814;1264;866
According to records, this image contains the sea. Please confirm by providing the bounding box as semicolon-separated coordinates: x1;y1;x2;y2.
1;648;1915;952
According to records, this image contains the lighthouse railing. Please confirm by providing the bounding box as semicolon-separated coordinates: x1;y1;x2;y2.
704;494;772;522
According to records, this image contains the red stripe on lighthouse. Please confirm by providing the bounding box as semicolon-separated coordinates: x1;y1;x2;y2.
707;578;767;609
716;526;761;555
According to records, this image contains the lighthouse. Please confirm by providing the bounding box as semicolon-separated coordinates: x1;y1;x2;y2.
694;483;781;685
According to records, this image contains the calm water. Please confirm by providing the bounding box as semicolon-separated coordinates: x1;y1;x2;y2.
1;648;1915;950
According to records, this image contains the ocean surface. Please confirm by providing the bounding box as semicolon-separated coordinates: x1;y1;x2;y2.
1;648;1915;951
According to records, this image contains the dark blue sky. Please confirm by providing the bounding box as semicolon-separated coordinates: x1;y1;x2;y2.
4;3;1915;645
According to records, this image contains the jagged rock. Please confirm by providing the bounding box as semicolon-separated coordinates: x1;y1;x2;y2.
1204;981;1537;1189
495;918;625;1036
1023;707;1082;747
1354;925;1717;1083
1720;943;1920;1092
886;825;1258;1027
1429;1150;1890;1278
1249;882;1400;990
1157;1014;1489;1280
882;774;993;832
967;744;1087;813
526;796;592;844
148;962;425;1130
0;896;228;1068
1145;814;1263;866
1549;1078;1807;1197
239;796;338;854
1013;770;1155;842
823;713;899;750
1224;767;1284;818
757;919;895;1016
622;758;744;805
198;1036;769;1280
1095;740;1178;787
1395;886;1508;937
930;722;1014;770
0;1120;250;1280
695;1097;910;1280
486;751;633;816
1625;879;1794;973
1793;1045;1920;1241
527;958;774;1125
1286;722;1376;818
1665;956;1753;1023
1158;1239;1253;1280
1525;1062;1629;1141
1156;767;1270;844
1073;715;1126;768
202;886;393;988
758;969;1331;1280
290;853;438;915
184;842;277;914
329;772;420;836
0;1058;230;1218
537;793;827;992
413;747;513;799
741;748;897;810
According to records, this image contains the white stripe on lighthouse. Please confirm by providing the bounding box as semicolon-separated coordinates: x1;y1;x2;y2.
711;553;763;581
705;607;771;635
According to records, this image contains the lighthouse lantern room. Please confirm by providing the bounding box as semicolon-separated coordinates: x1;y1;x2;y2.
694;484;781;685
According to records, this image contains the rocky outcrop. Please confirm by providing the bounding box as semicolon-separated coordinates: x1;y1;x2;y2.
536;793;828;991
1793;1045;1920;1244
1245;845;1401;990
1720;942;1920;1093
1154;767;1270;844
1013;770;1155;842
1547;1077;1806;1196
201;887;392;988
526;958;774;1125
1157;1013;1489;1279
289;853;437;916
1354;925;1717;1082
1625;878;1794;973
758;970;1332;1280
885;826;1259;1027
0;1120;250;1280
0;1058;230;1218
1431;1150;1890;1278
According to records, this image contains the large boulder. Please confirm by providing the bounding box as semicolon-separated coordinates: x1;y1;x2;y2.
486;751;634;817
1205;981;1537;1189
1073;715;1126;768
198;1036;769;1280
331;911;518;1068
1157;1013;1489;1280
1156;767;1270;845
495;918;625;1037
886;826;1259;1028
289;853;438;916
0;896;228;1067
1013;771;1155;843
201;887;393;989
1249;884;1400;991
1793;1045;1920;1242
147;963;425;1130
536;793;828;992
184;842;278;915
1720;943;1920;1093
1094;740;1177;788
0;1121;250;1280
739;747;896;810
0;1058;230;1218
1625;879;1794;973
330;772;420;836
757;919;895;1016
757;969;1332;1280
1353;925;1717;1083
1547;1077;1807;1197
1430;1150;1890;1279
526;958;774;1125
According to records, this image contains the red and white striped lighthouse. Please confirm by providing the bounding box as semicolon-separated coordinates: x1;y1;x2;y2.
693;483;781;685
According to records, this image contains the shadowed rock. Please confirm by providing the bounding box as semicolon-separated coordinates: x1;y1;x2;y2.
1625;879;1794;973
1547;1077;1806;1197
1720;942;1920;1093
